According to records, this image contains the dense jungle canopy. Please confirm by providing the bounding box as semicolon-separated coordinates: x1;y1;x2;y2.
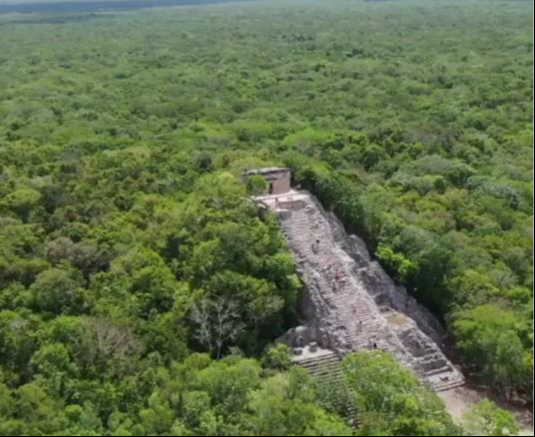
0;0;532;435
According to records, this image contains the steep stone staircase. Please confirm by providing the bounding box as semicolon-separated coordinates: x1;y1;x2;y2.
260;191;464;392
293;348;359;427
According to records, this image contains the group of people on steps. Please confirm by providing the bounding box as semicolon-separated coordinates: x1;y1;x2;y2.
311;240;346;292
311;239;379;351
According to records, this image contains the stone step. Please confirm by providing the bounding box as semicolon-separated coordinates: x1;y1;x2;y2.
301;360;342;371
294;354;360;428
423;365;454;376
297;354;340;366
430;377;466;392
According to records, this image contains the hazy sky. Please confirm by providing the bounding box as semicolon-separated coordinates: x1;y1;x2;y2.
0;0;259;11
0;0;145;4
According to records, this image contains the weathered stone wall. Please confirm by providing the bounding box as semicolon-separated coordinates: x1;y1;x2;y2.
269;174;291;195
325;210;446;345
244;167;291;195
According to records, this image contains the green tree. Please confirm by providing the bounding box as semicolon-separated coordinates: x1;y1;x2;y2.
262;343;293;371
246;368;352;436
453;305;532;398
343;351;458;436
464;400;519;437
246;175;268;196
1;188;41;223
30;267;85;316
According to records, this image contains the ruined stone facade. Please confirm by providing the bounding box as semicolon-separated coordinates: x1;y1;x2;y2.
256;186;465;392
244;167;291;195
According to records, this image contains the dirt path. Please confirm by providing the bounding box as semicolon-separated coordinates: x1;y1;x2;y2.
439;387;534;436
